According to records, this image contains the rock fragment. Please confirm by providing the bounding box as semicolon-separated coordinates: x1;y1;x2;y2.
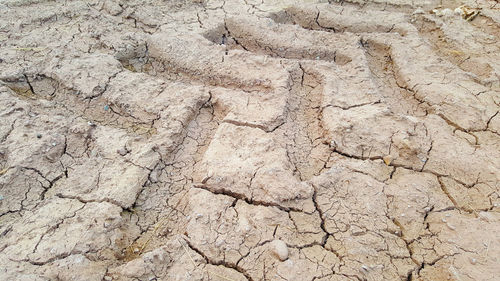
270;239;289;261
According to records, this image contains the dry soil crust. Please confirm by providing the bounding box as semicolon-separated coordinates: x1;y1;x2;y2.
0;0;499;280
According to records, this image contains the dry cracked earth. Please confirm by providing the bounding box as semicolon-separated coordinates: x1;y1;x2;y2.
0;0;499;280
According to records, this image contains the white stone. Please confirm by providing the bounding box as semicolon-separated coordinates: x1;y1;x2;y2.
270;239;288;261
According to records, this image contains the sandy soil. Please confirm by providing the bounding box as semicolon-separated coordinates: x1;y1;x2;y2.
0;0;499;280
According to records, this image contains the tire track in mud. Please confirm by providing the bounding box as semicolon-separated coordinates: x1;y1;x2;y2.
361;39;429;118
162;5;498;281
281;65;332;181
99;13;356;278
120;101;221;261
122;9;411;280
413;15;499;88
1;1;499;281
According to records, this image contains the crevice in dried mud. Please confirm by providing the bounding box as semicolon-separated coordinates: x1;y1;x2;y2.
18;166;64;201
1;75;37;99
391;217;421;267
0;119;16;144
22;74;36;96
330;147;486;212
192;185;302;213
222;119;271;133
24;203;87;265
311;186;331;245
332;149;383;162
182;238;253;281
54;193;125;210
118;100;220;261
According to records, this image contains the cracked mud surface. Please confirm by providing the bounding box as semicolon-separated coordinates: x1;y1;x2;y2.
0;0;499;280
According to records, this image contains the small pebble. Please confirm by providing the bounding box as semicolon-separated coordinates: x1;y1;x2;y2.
413;8;425;15
104;105;110;111
104;276;112;281
270;239;288;261
470;258;477;265
117;147;128;156
149;170;159;183
330;140;337;148
383;155;393;165
0;195;4;200
36;133;42;139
